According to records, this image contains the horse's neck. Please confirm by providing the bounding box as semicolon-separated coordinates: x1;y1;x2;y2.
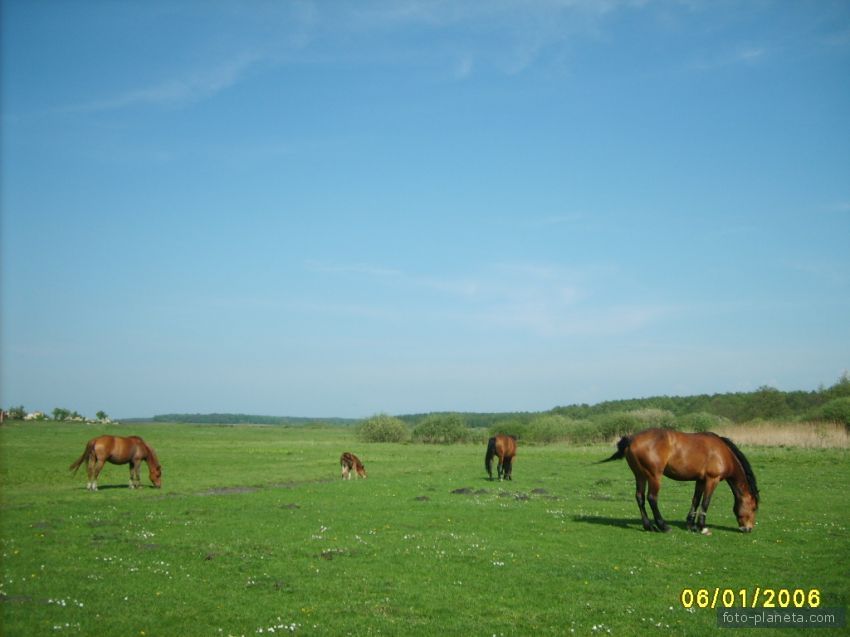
726;460;750;501
142;444;159;467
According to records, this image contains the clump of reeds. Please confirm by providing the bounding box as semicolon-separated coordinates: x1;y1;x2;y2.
715;421;849;449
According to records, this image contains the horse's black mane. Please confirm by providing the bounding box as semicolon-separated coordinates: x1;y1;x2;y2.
719;436;760;505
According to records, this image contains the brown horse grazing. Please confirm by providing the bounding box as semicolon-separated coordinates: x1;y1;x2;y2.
601;428;759;535
340;452;367;480
485;434;517;481
69;435;162;491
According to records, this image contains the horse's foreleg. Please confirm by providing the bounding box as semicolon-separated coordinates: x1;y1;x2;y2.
646;476;670;532
687;482;705;531
497;455;504;481
696;478;720;536
129;462;141;489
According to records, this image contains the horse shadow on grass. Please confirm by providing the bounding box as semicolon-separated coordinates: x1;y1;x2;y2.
77;484;154;491
572;515;743;535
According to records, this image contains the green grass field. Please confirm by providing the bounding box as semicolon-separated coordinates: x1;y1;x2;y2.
1;423;847;636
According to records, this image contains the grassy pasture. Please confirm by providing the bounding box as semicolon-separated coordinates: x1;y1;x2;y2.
1;423;848;636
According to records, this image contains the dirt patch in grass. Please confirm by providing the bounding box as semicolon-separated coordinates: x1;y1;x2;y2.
200;486;259;496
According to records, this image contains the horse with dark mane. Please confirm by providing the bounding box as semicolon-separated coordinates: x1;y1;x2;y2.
485;434;517;481
601;428;759;535
70;435;162;491
340;452;367;480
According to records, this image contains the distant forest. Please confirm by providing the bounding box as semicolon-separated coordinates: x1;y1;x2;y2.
150;413;359;426
151;374;850;428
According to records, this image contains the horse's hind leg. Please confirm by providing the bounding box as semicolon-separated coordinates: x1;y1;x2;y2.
646;476;670;532
89;457;106;491
504;457;513;481
634;475;654;531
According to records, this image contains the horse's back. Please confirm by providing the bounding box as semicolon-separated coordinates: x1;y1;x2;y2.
495;434;517;458
94;435;145;464
628;429;733;480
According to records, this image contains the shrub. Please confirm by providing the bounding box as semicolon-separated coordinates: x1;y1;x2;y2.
488;420;529;442
678;411;729;433
630;408;678;429
524;415;572;444
819;397;850;427
568;420;602;444
595;412;642;440
412;414;475;444
7;406;26;420
356;414;410;443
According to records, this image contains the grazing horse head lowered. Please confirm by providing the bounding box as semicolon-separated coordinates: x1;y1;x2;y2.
340;452;367;480
601;428;759;535
485;434;517;481
70;435;162;491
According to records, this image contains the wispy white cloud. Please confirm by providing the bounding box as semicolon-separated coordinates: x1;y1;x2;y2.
339;0;653;76
308;259;672;337
63;53;264;113
689;44;770;71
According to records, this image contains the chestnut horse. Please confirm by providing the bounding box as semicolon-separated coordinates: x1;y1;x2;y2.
485;434;517;481
70;435;162;491
340;452;367;480
601;428;759;535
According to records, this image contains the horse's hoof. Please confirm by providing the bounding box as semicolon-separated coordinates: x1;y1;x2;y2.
700;527;712;536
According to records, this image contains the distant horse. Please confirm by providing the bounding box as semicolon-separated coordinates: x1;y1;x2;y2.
485;434;517;481
69;435;162;491
601;428;759;535
340;452;367;480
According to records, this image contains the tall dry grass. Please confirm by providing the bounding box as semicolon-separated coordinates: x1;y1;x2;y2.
716;421;849;449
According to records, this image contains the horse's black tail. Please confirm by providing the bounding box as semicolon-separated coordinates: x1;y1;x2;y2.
598;435;632;463
485;436;497;478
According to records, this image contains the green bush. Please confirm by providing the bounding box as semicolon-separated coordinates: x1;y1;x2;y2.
523;415;571;444
596;412;641;440
488;420;529;442
356;414;410;443
819;397;850;426
630;408;678;429
569;421;604;444
7;405;26;420
412;414;475;444
678;411;729;433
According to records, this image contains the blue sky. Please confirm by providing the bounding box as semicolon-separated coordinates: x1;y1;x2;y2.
2;1;849;418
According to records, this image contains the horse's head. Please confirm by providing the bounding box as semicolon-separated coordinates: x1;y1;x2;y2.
734;491;757;532
149;463;162;488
